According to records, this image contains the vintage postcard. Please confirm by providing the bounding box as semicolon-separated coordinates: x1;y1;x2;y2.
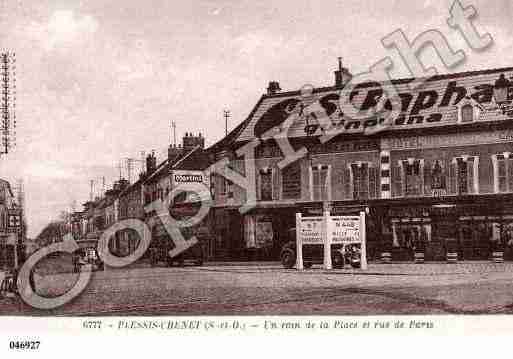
1;0;512;355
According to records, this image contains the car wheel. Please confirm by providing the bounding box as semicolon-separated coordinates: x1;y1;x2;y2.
304;262;313;269
351;261;361;269
332;252;344;269
281;249;296;269
195;254;204;266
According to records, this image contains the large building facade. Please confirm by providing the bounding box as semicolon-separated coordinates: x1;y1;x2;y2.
208;65;513;262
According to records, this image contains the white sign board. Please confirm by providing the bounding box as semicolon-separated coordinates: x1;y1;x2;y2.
296;211;367;270
298;216;323;244
329;216;361;244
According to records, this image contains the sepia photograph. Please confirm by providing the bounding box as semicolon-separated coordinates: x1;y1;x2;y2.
1;1;513;348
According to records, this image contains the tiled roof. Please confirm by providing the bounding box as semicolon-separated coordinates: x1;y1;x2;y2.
172;147;212;171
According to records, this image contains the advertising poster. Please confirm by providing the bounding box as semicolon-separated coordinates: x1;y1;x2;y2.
299;217;323;244
329;216;361;244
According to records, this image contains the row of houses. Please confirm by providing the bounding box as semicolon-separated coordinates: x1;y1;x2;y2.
39;62;513;262
48;132;213;260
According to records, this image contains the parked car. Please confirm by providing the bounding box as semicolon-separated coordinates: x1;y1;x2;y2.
150;242;204;267
280;228;361;269
73;248;104;272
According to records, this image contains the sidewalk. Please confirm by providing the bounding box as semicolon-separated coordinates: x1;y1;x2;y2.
202;260;513;276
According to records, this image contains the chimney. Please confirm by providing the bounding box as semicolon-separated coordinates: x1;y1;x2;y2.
146;151;157;175
168;143;182;163
182;132;205;153
334;57;352;87
266;81;281;95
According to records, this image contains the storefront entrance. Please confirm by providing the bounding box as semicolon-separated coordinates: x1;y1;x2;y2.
386;200;509;261
458;221;492;260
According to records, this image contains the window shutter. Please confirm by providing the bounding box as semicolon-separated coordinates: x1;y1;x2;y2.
508;158;513;192
272;167;280;200
448;160;456;194
467;159;474;194
423;162;431;195
391;164;402;197
256;170;261;201
343;167;352;200
369;166;377;199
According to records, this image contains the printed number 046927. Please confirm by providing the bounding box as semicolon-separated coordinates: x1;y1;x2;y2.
9;341;40;350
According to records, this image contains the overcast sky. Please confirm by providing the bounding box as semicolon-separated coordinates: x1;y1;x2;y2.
1;0;512;237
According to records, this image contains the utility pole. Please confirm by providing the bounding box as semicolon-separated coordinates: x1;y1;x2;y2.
171;121;176;145
1;52;15;156
117;161;123;180
127;158;134;184
223;110;230;137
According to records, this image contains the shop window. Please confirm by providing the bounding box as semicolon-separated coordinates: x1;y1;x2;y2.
281;162;301;199
310;165;330;201
259;168;273;201
402;159;423;196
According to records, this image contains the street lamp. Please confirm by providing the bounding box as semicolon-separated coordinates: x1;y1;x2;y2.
493;74;513;115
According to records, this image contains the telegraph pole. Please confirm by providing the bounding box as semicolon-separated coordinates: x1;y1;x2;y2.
171;121;176;145
1;52;15;156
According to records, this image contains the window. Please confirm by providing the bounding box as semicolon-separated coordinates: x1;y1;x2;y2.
349;162;377;200
281;162;301;199
259;168;273;201
310;165;330;201
461;104;473;123
352;163;369;199
451;156;478;194
402;159;423;196
430;160;447;195
493;153;513;193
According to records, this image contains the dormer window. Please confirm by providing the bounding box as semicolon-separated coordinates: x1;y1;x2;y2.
461;104;473;123
456;97;482;123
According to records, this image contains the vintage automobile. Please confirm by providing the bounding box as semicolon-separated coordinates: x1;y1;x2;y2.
280;228;361;269
73;248;104;272
150;241;204;267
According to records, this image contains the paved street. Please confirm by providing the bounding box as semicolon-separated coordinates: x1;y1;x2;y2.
1;262;513;316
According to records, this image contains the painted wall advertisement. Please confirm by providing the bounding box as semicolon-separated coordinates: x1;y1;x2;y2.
241;69;513;142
